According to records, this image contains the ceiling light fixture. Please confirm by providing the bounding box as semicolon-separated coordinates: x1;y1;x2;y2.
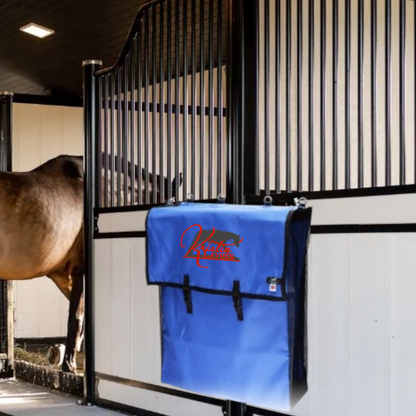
20;23;55;39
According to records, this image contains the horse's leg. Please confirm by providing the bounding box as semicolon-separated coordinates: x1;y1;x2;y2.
62;271;84;373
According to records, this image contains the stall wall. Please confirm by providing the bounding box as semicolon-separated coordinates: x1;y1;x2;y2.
93;192;416;416
12;102;83;339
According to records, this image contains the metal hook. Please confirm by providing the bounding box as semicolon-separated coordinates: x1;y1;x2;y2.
186;193;194;203
294;197;307;209
166;197;175;206
217;194;226;204
263;195;273;206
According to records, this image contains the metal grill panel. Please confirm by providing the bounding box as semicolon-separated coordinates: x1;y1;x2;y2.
95;0;229;208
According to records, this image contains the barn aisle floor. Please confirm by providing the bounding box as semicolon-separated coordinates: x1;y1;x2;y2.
0;379;121;416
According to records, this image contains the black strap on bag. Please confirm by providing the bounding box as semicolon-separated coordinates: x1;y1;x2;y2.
183;275;193;314
232;280;244;321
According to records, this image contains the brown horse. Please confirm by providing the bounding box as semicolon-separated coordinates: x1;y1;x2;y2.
0;154;180;373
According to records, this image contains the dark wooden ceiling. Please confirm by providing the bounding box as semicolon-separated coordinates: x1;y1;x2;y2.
0;0;148;98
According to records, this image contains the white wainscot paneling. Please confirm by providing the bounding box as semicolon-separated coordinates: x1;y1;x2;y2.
97;211;148;233
270;233;416;416
98;380;223;416
94;237;224;416
308;193;416;226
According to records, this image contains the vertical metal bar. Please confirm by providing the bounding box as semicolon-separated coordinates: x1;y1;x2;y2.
385;0;391;186
0;93;13;173
308;0;314;191
152;5;157;204
145;11;150;204
276;0;281;194
82;59;102;405
123;62;129;205
358;0;364;188
209;0;214;198
239;0;245;201
223;401;248;416
104;76;109;207
217;0;223;195
297;0;303;192
160;6;165;202
175;0;180;200
183;0;188;200
345;0;351;189
98;78;103;207
320;0;326;191
137;24;143;204
265;0;270;195
333;0;338;190
130;39;136;205
371;0;377;187
167;2;173;200
191;0;197;197
242;0;259;199
0;91;14;377
200;0;205;199
0;92;13;171
110;74;115;206
399;0;405;184
286;0;292;193
117;70;122;206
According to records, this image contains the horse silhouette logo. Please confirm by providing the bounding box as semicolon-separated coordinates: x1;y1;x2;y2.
180;224;243;268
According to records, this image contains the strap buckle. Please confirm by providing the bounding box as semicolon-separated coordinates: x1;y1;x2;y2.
183;275;193;314
232;280;244;321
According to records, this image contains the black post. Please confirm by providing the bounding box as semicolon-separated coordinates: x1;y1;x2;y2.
227;0;241;203
222;0;252;413
239;0;259;202
223;401;247;416
82;59;102;405
0;91;14;379
0;92;13;172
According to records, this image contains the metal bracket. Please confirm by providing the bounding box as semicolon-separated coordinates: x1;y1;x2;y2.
217;194;226;204
294;197;307;209
263;195;273;206
166;197;176;206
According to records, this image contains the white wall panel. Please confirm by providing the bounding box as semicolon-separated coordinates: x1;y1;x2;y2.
98;380;222;416
12;103;83;338
95;237;162;384
97;211;148;233
307;192;416;225
95;194;416;416
269;232;416;416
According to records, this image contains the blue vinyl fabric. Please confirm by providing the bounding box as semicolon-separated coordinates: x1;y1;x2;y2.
146;202;312;411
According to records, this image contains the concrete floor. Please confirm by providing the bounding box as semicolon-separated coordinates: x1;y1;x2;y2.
0;379;121;416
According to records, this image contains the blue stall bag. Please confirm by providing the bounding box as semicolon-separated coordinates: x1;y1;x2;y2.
146;198;312;411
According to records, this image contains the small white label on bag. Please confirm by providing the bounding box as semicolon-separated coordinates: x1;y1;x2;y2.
269;283;277;292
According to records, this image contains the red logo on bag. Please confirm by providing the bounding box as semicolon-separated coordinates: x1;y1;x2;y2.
180;224;243;268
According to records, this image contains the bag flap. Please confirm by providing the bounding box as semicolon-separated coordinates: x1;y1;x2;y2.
146;202;300;299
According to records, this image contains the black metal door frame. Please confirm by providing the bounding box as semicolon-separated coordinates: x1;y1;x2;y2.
0;91;14;378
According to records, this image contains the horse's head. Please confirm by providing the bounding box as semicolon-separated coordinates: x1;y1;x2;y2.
233;235;241;247
143;170;183;204
100;154;183;206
